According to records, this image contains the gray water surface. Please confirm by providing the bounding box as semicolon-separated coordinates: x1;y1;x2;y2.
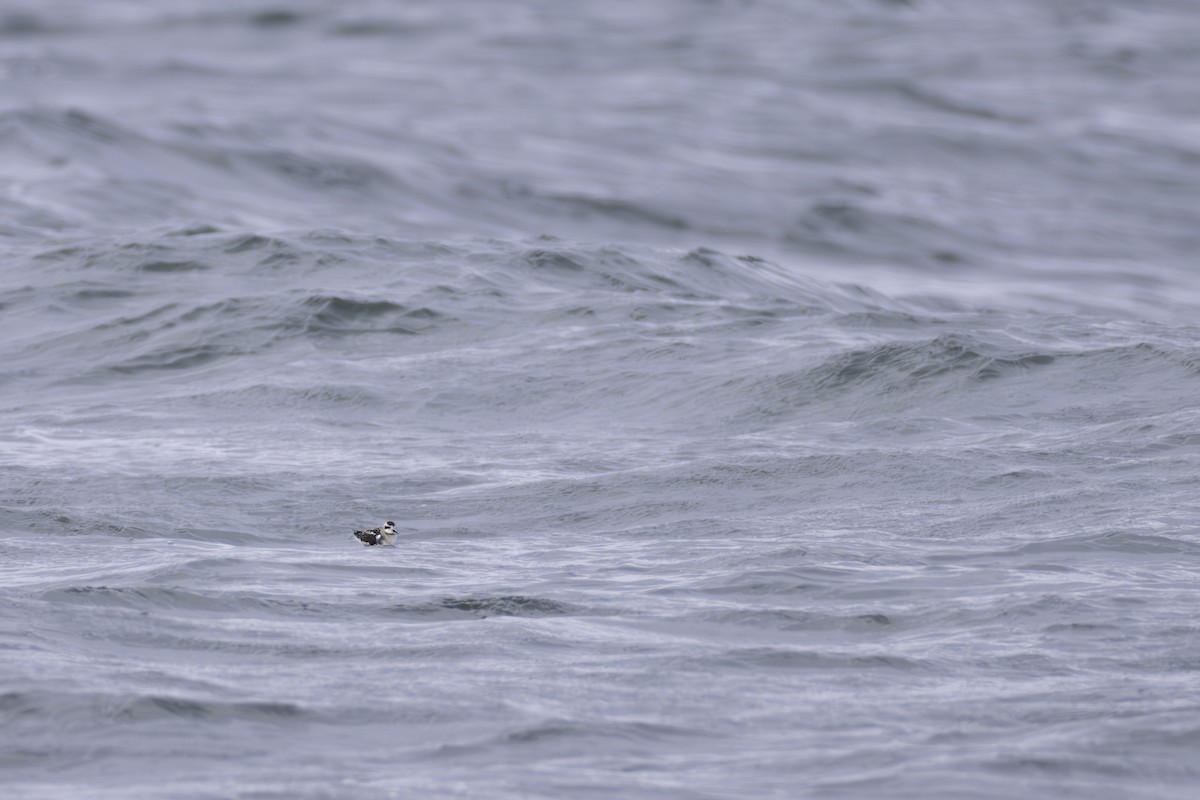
3;2;1200;798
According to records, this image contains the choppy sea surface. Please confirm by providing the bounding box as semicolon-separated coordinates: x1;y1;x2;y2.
4;2;1200;798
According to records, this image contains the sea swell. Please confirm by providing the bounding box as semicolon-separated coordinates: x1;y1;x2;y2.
6;2;1200;800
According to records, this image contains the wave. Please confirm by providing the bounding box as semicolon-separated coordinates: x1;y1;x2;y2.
0;688;306;728
0;107;418;236
718;332;1200;428
298;295;447;335
7;225;1200;444
423;595;576;618
3;232;902;385
787;199;980;266
0;104;757;246
687;608;896;632
998;530;1200;557
686;647;925;672
434;717;715;759
42;584;580;621
725;333;1050;420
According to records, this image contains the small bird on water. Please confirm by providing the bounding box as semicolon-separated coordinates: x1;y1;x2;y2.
353;521;397;547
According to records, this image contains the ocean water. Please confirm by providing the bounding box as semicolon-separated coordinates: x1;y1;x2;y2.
4;2;1200;798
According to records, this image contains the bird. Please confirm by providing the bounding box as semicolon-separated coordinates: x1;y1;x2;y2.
353;521;397;547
